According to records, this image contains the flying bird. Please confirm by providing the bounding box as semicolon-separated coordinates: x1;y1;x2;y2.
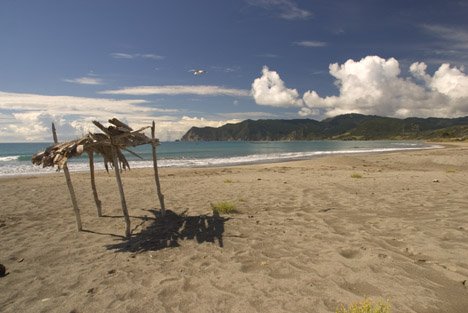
190;69;207;76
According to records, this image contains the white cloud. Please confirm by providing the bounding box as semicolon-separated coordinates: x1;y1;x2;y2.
110;53;134;59
251;56;468;118
421;24;468;50
0;91;151;116
246;0;312;20
0;91;179;142
426;64;468;98
299;56;468;118
251;66;303;107
101;85;250;97
140;116;242;141
409;62;430;83
8;112;51;141
218;112;277;119
0;91;244;142
110;52;165;60
63;76;104;85
293;40;327;47
298;107;319;117
139;54;165;60
420;24;468;64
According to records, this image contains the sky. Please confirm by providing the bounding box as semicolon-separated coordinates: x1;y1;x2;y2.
1;0;468;142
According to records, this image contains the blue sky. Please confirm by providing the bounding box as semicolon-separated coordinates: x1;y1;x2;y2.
1;0;468;141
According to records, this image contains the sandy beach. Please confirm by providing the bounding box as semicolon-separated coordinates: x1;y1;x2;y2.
1;143;467;313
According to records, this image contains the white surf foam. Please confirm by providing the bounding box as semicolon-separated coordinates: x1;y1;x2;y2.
0;144;441;177
0;156;20;162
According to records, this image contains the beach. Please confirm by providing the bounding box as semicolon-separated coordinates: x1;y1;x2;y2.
1;142;467;313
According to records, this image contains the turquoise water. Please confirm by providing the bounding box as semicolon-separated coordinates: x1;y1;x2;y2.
0;141;437;176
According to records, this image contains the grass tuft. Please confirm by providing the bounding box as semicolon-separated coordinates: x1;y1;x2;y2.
211;201;238;214
224;179;234;183
351;173;363;179
336;298;391;313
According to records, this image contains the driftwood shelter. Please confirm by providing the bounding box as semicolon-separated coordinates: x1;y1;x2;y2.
32;118;166;237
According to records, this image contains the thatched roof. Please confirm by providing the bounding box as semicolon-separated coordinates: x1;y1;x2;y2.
32;118;158;171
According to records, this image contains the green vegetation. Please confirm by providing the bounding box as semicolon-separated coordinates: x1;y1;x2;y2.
181;114;468;141
224;179;234;183
336;298;391;313
351;173;363;178
211;201;238;214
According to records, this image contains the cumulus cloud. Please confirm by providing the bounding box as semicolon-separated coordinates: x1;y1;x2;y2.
63;76;104;85
252;56;468;118
424;63;468;98
101;85;250;97
295;56;468;118
8;112;52;141
251;66;303;107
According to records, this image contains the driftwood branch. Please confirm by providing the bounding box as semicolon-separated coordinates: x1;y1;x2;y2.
122;148;144;160
88;151;102;217
151;120;166;216
111;144;131;238
52;123;82;231
32;118;165;237
34;118;152;171
109;118;133;131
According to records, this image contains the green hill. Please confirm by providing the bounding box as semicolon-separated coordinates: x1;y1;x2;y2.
181;114;468;141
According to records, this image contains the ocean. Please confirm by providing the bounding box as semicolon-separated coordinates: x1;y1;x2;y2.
0;141;438;177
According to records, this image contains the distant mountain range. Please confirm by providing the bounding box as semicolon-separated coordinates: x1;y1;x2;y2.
181;114;468;141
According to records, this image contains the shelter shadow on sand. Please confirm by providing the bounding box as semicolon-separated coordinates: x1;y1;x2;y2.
105;209;228;253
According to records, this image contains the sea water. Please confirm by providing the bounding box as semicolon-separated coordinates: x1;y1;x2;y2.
0;141;439;176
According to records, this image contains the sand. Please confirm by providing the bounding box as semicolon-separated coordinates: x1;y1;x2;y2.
1;143;467;313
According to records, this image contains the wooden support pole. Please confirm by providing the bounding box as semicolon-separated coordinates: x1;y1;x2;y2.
52;123;82;231
52;123;58;143
151;121;166;217
87;151;102;217
111;144;131;237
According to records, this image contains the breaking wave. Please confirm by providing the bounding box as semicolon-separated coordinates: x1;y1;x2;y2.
0;143;441;177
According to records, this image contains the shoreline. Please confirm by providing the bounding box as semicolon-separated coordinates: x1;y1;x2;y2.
0;141;447;179
1;142;467;313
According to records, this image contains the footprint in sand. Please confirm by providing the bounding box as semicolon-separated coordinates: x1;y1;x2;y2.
340;281;381;296
338;248;361;259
